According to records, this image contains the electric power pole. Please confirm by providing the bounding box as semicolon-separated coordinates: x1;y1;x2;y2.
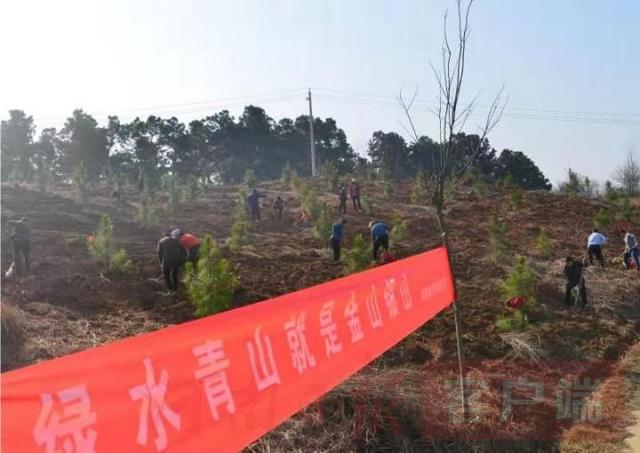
307;89;317;177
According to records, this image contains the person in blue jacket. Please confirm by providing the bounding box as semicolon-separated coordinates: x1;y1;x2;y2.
369;220;390;261
247;188;266;221
330;219;347;261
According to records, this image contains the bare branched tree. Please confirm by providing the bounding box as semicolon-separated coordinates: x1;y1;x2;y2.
614;143;640;197
398;0;507;419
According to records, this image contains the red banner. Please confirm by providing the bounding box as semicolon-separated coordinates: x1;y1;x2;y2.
1;247;454;452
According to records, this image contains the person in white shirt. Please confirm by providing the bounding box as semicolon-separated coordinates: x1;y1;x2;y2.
622;229;640;270
587;229;607;267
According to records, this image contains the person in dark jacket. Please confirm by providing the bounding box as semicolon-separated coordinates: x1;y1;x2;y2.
7;217;31;276
369;220;390;261
247;188;266;221
330;219;347;261
564;256;587;308
272;195;284;221
349;179;362;211
157;231;188;292
338;184;348;214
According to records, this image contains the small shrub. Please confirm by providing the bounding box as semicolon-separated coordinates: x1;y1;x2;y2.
109;249;132;276
410;171;427;204
391;213;407;245
592;208;610;230
603;180;622;203
363;197;374;215
281;161;294;184
186;175;201;201
383;181;392;197
497;256;538;330
496;174;514;191
535;227;552;258
620;197;636;222
34;157;54;192
511;188;523;210
322;162;339;191
229;220;249;252
87;214;131;276
234;187;249;221
243;168;257;190
184;235;239;317
343;234;372;274
473;179;487;196
73;162;89;203
136;183;157;227
165;175;182;218
489;213;510;264
312;203;332;240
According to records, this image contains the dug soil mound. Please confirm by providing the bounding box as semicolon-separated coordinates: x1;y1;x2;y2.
1;180;639;451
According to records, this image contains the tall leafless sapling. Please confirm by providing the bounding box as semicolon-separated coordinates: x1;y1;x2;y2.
397;0;507;419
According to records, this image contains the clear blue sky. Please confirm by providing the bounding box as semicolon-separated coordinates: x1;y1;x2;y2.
1;0;638;185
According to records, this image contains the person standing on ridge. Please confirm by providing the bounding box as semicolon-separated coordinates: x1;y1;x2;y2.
330;219;347;261
349;179;362;211
338;183;348;214
622;229;640;270
369;220;391;261
586;228;607;267
157;230;187;293
272;195;284;222
247;188;266;222
7;217;31;276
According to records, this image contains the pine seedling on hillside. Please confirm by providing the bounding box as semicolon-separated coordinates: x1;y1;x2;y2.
114;172;126;203
343;234;372;274
362;196;374;216
165;175;182;218
281;161;294;185
497;256;538;331
103;162;114;192
592;208;610;230
535;227;552;258
234;187;249;221
410;171;427;204
391;213;407;245
620;197;636;222
489;213;510;264
383;181;393;198
322;162;339;191
186;175;201;201
313;203;332;240
496;174;514;191
34;155;53;192
87;214;131;276
183;235;239;317
229;219;249;252
73;162;89;203
603;180;622;203
243;169;257;190
511;188;524;210
136;183;157;228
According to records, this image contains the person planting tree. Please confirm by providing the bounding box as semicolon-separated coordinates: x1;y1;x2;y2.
330;219;347;261
172;228;201;263
563;256;587;308
586;228;607;267
157;230;188;293
369;220;391;261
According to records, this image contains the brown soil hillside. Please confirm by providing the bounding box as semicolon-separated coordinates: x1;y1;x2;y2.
1;179;639;452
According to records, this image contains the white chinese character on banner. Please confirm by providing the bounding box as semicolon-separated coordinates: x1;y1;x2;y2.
33;384;97;453
384;278;399;319
501;379;544;421
366;284;383;329
399;274;413;310
556;377;602;423
344;291;365;343
320;300;343;357
246;326;281;391
193;340;236;421
129;358;181;452
284;312;316;374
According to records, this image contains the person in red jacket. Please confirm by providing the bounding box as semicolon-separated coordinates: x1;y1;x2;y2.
171;228;201;263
